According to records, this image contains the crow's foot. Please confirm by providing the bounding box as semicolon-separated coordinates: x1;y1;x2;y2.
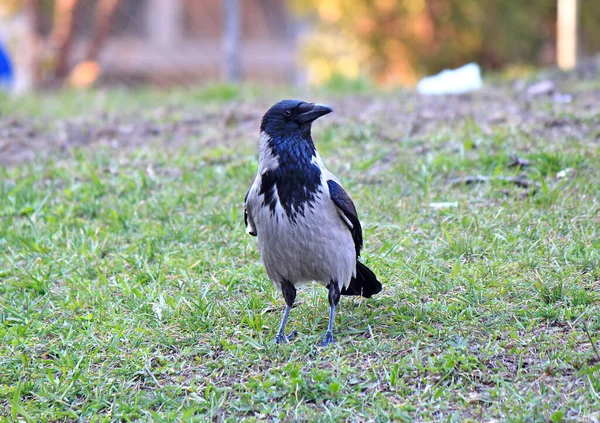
275;330;298;344
317;331;335;347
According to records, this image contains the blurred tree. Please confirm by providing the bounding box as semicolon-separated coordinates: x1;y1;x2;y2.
68;0;121;88
0;0;44;91
85;0;120;63
51;0;81;80
292;0;600;85
0;0;121;89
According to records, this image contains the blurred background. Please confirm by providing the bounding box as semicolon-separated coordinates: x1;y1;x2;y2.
0;0;599;93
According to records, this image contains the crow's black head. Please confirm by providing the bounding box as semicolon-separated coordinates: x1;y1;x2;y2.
260;100;333;140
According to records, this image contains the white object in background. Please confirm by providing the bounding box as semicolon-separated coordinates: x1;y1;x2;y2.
417;63;483;95
429;202;459;209
556;168;574;179
557;0;578;70
526;80;555;96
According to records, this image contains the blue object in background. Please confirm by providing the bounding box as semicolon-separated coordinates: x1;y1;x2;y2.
0;39;14;89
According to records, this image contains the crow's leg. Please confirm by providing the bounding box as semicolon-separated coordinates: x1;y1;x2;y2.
275;280;298;344
318;280;340;347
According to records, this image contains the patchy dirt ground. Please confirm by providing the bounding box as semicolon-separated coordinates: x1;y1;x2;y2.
2;73;599;166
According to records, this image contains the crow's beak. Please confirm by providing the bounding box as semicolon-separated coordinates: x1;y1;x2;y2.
297;103;333;124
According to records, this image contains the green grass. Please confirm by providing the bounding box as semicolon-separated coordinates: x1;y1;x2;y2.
1;82;600;422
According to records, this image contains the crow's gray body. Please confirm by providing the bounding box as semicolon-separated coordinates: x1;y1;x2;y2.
246;133;356;291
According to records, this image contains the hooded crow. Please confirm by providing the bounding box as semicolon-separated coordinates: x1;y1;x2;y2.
244;100;382;346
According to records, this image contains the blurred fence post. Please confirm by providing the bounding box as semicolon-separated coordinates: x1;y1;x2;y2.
147;0;183;48
292;19;308;87
557;0;578;70
223;0;241;82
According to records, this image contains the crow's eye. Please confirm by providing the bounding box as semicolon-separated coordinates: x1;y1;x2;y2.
283;110;292;117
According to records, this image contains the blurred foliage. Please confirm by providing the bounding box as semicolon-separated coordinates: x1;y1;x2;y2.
0;0;23;17
293;0;600;85
320;72;375;94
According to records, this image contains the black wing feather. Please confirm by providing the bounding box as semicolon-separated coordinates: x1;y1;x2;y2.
327;180;362;257
244;188;256;236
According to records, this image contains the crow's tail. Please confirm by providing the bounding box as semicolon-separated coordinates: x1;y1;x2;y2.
340;261;382;298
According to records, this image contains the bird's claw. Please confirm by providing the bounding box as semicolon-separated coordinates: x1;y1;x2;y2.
275;330;298;344
318;331;335;347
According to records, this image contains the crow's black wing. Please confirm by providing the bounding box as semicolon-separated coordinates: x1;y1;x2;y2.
327;180;362;257
244;188;257;236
